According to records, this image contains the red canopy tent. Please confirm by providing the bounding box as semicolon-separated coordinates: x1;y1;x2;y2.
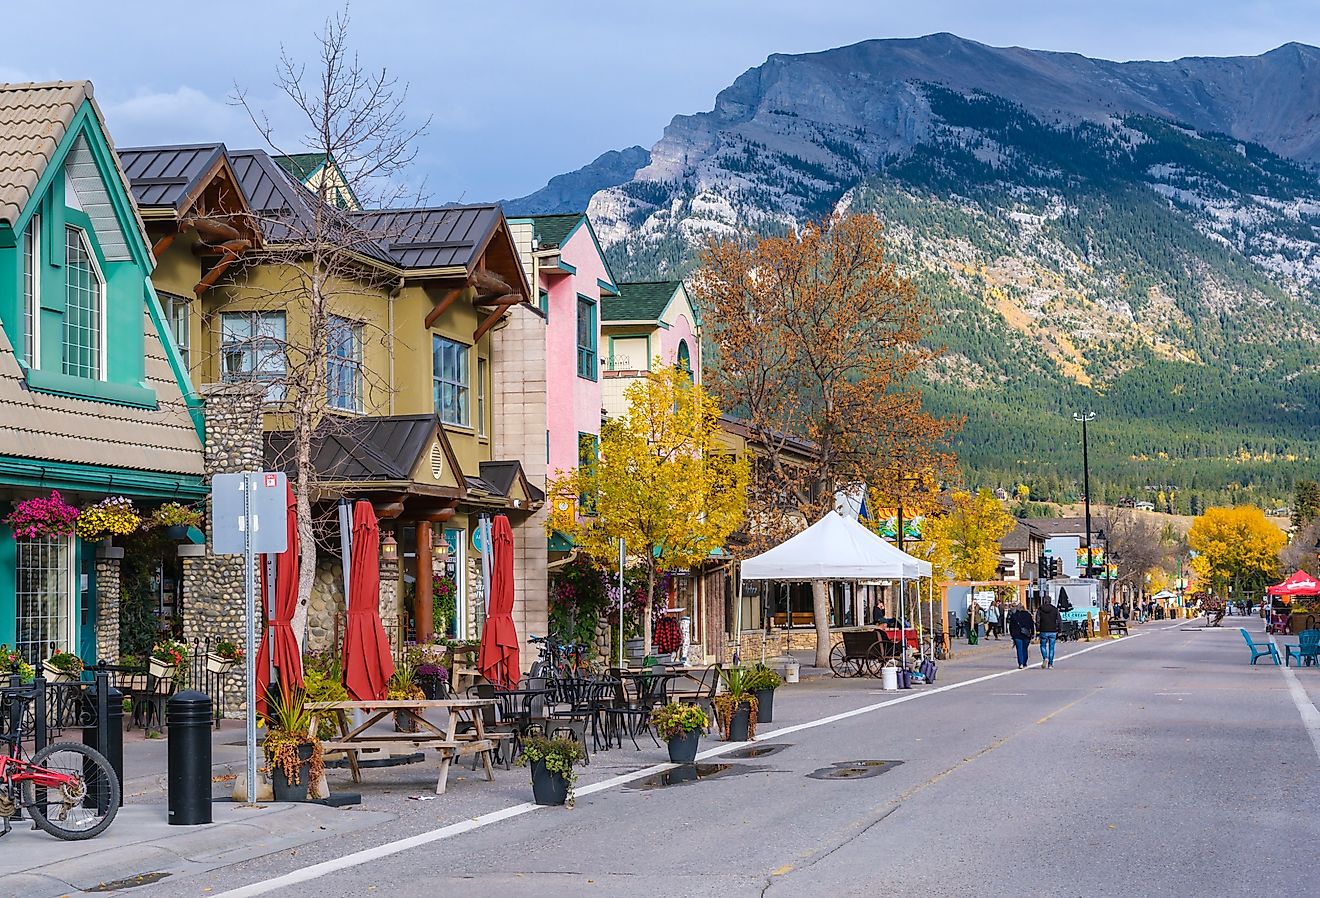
1267;569;1320;596
256;484;303;715
478;515;519;689
342;501;395;701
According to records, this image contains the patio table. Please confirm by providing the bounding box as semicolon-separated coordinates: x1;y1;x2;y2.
307;698;501;794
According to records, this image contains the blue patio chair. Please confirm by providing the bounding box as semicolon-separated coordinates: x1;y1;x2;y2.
1240;628;1280;665
1288;629;1320;667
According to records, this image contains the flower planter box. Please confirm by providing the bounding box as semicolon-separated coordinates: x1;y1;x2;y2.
41;661;78;683
149;658;177;680
206;653;237;674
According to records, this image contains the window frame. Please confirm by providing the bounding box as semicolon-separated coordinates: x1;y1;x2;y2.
219;311;288;402
22;215;40;368
476;356;488;438
159;292;191;371
576;294;597;380
62;224;106;381
432;335;471;427
326;314;365;413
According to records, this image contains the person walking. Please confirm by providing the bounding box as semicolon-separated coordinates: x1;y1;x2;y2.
1008;603;1035;669
1037;598;1061;669
986;601;1002;640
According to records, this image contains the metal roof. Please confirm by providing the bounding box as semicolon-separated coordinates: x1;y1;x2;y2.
352;204;503;271
265;415;446;483
118;143;227;210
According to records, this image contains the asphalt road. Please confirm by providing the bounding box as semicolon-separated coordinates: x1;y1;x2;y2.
167;623;1320;898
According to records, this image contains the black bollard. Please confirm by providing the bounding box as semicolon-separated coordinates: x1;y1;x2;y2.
81;664;125;808
166;690;213;825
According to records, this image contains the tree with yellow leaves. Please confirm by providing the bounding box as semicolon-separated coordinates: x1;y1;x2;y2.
1187;506;1285;600
924;489;1016;582
546;366;749;653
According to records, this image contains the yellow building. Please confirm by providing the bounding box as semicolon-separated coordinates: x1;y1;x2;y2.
121;143;543;654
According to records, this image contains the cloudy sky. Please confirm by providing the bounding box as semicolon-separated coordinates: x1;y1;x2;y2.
5;1;1316;203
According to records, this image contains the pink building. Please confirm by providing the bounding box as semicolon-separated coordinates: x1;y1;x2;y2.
507;213;617;487
601;281;702;420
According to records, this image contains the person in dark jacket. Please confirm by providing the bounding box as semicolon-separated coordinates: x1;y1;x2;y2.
1007;604;1035;669
1036;600;1062;669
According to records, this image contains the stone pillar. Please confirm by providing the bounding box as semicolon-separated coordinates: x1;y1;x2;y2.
379;540;401;651
491;304;549;669
93;550;122;664
183;382;266;714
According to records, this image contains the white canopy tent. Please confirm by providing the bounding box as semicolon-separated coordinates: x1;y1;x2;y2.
740;511;934;664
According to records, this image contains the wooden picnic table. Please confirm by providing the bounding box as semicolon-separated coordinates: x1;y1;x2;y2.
306;698;503;795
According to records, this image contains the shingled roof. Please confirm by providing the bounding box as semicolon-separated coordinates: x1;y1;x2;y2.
524;213;582;248
603;280;682;322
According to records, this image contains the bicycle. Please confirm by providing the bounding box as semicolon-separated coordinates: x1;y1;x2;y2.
528;635;590;678
0;687;120;840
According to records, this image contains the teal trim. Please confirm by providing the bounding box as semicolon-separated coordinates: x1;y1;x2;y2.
77;540;94;662
26;368;157;408
145;281;204;437
576;293;598;381
579;219;622;293
547;530;575;553
0;515;13;647
557;260;577;275
607;333;653;371
0;455;207;500
184;525;205;545
596;277;618;296
0;223;13;248
557;216;586;248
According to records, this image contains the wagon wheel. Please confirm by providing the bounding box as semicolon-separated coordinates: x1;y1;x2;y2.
864;644;888;677
829;643;862;678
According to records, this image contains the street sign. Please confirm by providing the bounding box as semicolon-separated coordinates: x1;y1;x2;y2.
212;472;289;555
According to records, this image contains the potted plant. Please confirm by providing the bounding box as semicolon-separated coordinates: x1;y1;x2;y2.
207;640;244;674
651;702;708;764
432;574;457;637
119;653;148;691
520;735;586;807
388;657;425;732
0;645;35;683
262;686;323;801
42;650;83;683
744;663;782;724
75;496;141;543
150;638;188;681
149;502;203;540
3;491;79;540
712;666;758;742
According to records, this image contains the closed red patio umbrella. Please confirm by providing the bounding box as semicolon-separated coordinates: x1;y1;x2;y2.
342;500;395;701
478;515;519;689
256;484;303;715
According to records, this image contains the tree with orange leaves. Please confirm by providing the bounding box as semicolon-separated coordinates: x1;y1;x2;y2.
691;213;958;667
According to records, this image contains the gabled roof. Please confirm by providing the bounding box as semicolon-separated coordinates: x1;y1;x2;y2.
263;414;465;497
118;142;228;211
525;213;582;248
1000;520;1045;552
272;152;328;183
478;460;545;503
0;81;146;245
604;280;682;323
351;204;505;271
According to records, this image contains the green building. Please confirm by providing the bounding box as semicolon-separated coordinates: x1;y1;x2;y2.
0;81;204;664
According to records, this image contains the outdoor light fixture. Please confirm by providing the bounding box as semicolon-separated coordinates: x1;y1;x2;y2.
381;532;398;559
433;536;449;561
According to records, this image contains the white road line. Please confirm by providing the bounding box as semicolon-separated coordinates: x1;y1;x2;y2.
214;631;1144;897
1270;640;1320;763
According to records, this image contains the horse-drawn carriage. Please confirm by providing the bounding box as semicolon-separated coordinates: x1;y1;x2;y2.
829;628;906;677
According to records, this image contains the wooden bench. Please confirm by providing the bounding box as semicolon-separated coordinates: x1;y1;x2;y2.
1109;618;1129;636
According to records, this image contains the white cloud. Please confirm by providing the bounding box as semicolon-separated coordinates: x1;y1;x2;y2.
101;85;260;148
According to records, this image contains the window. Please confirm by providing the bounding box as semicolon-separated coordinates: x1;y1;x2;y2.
476;357;487;437
677;339;693;382
326;315;364;412
220;312;287;401
578;432;599;513
160;293;191;370
14;535;73;662
576;295;597;379
22;216;39;366
432;336;470;426
538;288;549;318
63;226;103;379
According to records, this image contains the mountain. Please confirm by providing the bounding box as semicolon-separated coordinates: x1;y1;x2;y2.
503;145;650;215
516;34;1320;512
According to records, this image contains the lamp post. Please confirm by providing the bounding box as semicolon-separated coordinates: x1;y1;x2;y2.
1073;412;1096;579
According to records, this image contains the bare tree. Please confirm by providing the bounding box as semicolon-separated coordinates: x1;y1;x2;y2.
1281;519;1320;574
229;6;429;647
1106;508;1168;601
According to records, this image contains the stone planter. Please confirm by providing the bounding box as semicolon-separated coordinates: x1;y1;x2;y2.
530;760;568;806
666;730;701;765
206;653;237;675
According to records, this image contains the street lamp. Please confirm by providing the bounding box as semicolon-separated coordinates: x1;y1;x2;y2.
1073;412;1096;580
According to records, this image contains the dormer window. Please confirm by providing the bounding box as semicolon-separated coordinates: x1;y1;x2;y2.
62;226;104;380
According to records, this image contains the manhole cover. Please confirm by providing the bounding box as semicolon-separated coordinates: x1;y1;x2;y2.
627;763;762;790
86;872;172;892
808;760;903;781
728;743;790;759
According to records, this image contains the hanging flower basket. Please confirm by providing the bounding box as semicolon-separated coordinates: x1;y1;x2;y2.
4;491;79;540
207;640;244;673
149;657;177;680
76;496;142;542
150;638;187;682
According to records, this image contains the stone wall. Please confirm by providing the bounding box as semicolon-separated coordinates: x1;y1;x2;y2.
305;558;344;654
181;382;266;714
733;628;844;664
93;554;121;665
